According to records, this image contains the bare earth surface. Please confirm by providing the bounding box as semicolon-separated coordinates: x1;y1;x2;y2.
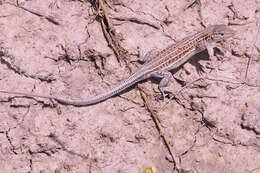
0;0;260;172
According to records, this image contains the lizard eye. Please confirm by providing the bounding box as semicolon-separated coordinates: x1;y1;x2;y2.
220;33;224;36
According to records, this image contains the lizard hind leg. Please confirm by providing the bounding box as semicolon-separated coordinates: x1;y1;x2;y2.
150;70;173;100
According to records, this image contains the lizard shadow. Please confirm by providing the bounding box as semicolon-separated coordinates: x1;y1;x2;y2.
149;49;211;87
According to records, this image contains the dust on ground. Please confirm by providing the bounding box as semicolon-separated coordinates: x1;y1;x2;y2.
0;0;260;172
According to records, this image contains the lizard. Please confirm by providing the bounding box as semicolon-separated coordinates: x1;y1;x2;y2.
0;25;235;106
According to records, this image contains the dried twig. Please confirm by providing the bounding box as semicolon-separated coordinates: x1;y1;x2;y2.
112;17;160;30
138;86;180;170
91;0;128;65
244;18;260;81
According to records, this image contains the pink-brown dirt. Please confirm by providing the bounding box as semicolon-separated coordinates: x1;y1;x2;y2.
0;0;260;172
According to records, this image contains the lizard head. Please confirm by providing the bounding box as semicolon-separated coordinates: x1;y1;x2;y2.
209;25;236;42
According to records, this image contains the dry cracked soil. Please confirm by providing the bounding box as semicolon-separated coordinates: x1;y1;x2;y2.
0;0;260;173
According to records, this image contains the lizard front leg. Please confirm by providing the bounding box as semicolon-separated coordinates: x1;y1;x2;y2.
197;41;227;60
151;70;173;99
196;41;214;59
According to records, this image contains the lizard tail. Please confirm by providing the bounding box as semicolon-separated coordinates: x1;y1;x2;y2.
55;70;147;106
0;69;148;106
